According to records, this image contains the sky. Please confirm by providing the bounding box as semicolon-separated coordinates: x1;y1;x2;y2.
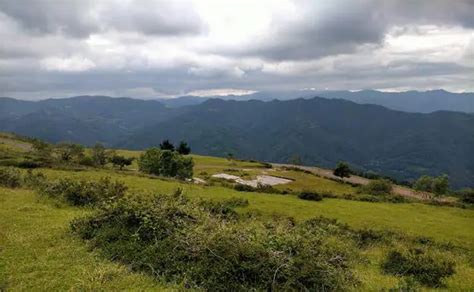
0;0;473;100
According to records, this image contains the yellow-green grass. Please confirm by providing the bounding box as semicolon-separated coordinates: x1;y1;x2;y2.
114;149;357;195
38;168;474;250
0;187;173;291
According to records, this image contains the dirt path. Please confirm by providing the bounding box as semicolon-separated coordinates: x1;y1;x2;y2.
272;163;433;201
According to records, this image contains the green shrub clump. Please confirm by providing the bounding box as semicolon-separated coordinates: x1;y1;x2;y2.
23;169;48;189
138;148;193;179
298;191;323;201
382;249;455;287
39;177;127;206
0;167;22;188
361;179;392;195
71;194;359;291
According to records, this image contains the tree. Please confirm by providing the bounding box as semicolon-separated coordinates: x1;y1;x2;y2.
177;141;191;155
333;161;351;178
55;142;84;163
159;139;175;151
138;148;193;179
414;174;449;196
91;143;107;166
110;155;134;170
432;174;449;196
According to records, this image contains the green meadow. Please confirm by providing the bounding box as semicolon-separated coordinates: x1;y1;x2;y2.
1;135;473;290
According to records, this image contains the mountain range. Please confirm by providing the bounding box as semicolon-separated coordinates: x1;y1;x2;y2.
157;89;474;113
1;93;473;188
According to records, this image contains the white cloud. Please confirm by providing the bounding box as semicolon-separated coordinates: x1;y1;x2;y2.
41;56;96;72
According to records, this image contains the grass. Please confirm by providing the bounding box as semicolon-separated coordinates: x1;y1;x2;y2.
1;136;474;290
37;168;474;250
0;187;173;291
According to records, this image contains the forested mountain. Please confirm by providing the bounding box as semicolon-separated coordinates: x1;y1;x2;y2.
157;90;474;113
123;98;474;188
1;96;473;187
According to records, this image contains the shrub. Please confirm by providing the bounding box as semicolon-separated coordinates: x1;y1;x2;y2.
199;198;249;218
298;191;323;201
361;179;392;195
23;170;47;189
138;148;193;179
39;177;127;206
91;143;107;166
0;167;22;188
382;249;455;287
78;156;95;166
71;194;358;291
414;175;450;196
17;159;41;169
234;183;255;192
458;188;474;204
109;155;134;170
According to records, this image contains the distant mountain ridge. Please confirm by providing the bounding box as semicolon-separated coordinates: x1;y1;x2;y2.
1;95;473;188
156;89;474;113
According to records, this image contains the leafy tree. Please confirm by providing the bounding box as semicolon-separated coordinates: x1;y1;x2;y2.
91;143;107;166
333;161;351;178
227;152;234;160
159;139;175;151
177;141;191;155
110;155;134;170
414;175;449;196
55;142;84;163
138;148;193;179
432;174;449;196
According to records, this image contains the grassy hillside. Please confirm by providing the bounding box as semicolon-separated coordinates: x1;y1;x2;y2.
1;133;473;290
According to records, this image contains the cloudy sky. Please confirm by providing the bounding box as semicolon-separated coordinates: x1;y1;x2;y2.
0;0;473;100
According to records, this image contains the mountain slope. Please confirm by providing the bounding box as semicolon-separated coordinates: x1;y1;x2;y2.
122;98;474;188
0;96;181;145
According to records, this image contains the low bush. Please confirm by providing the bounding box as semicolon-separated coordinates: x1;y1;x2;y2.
382;248;455;287
71;194;359;291
199;197;249;218
234;183;284;194
39;177;127;206
17;159;42;169
23;169;48;189
0;167;22;188
360;179;393;195
298;191;323;201
458;188;474;204
234;183;256;192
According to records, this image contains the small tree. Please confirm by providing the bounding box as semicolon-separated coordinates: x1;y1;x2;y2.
177;141;191;155
55;142;84;163
110;155;134;170
159;139;175;151
432;174;449;196
138;148;193;179
91;143;107;166
333;161;351;178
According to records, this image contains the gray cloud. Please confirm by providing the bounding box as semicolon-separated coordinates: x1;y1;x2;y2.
0;0;472;99
0;0;204;38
